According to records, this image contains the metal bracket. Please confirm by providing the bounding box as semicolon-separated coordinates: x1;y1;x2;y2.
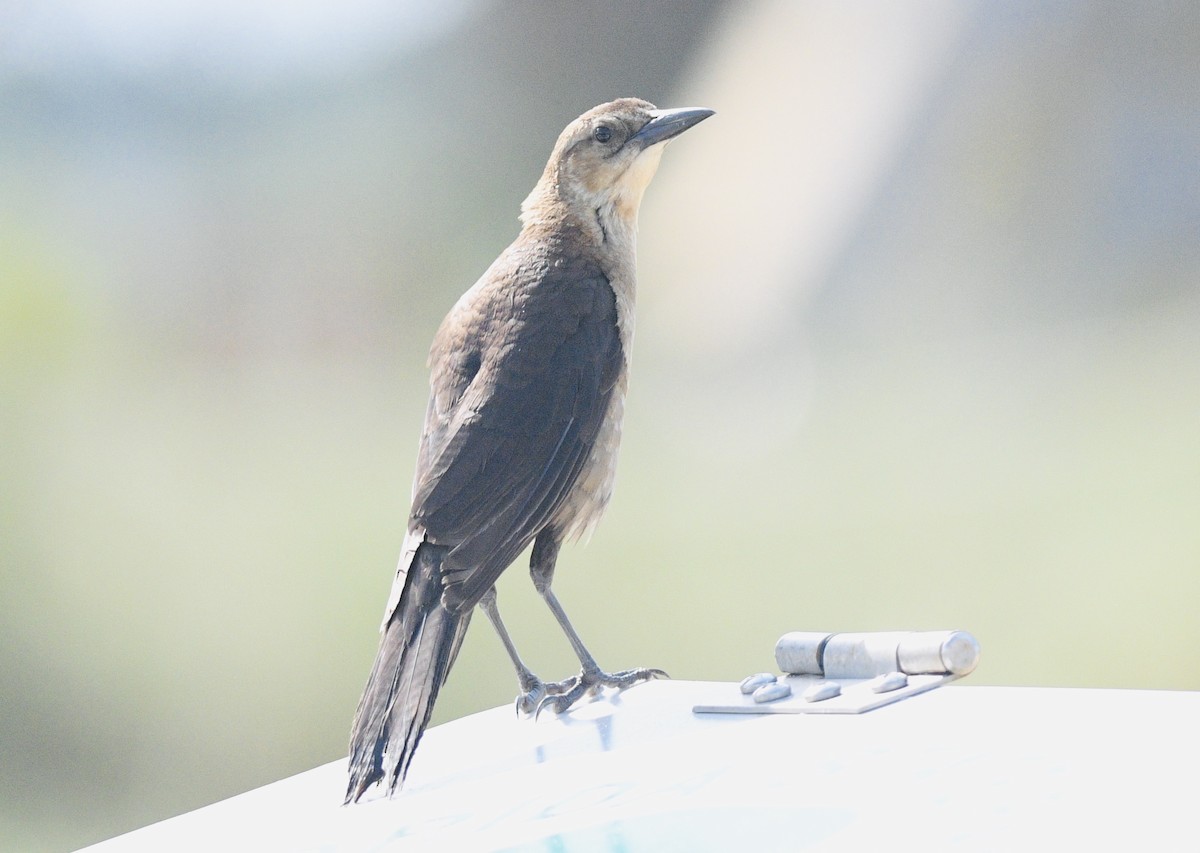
693;630;980;716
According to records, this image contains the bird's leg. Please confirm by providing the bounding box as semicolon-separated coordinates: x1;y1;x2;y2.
529;531;667;716
478;587;549;715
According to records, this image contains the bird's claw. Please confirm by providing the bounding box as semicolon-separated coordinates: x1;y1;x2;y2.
514;677;551;716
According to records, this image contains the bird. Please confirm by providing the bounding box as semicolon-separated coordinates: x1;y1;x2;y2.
346;97;713;803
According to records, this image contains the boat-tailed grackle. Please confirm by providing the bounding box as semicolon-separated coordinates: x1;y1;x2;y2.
347;98;713;803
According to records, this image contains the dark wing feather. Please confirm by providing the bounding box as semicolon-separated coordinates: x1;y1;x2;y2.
410;243;621;611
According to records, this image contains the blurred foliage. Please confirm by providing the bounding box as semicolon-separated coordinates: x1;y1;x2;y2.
2;1;1198;850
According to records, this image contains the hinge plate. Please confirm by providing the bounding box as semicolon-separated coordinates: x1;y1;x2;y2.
692;671;962;715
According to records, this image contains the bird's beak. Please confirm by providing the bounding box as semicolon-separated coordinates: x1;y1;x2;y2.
630;107;715;149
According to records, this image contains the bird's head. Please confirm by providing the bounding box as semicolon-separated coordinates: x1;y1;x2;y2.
521;98;714;240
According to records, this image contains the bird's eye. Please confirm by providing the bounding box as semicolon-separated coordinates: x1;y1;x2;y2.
592;125;613;144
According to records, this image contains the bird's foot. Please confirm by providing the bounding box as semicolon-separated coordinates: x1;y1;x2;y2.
513;672;584;715
534;666;668;717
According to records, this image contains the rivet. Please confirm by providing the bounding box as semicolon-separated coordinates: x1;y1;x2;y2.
803;681;841;702
740;672;777;694
868;671;909;693
752;681;792;703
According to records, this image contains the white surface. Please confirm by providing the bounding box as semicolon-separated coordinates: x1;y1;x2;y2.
82;681;1200;851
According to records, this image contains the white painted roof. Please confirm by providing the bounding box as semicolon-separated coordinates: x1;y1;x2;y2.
82;680;1199;851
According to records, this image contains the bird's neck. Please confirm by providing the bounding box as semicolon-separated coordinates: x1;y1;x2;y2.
522;191;646;262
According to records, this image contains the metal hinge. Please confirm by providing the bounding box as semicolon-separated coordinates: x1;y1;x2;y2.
693;630;980;715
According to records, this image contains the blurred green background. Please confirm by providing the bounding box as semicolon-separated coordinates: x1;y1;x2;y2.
2;1;1198;849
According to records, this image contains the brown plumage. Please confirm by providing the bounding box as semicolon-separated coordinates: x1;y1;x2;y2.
346;98;713;803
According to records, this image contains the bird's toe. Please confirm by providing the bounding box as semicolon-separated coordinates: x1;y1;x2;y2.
599;666;670;689
534;685;585;718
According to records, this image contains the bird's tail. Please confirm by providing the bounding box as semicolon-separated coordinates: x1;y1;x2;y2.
346;543;470;803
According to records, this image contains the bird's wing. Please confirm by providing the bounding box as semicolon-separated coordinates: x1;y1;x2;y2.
409;249;621;611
